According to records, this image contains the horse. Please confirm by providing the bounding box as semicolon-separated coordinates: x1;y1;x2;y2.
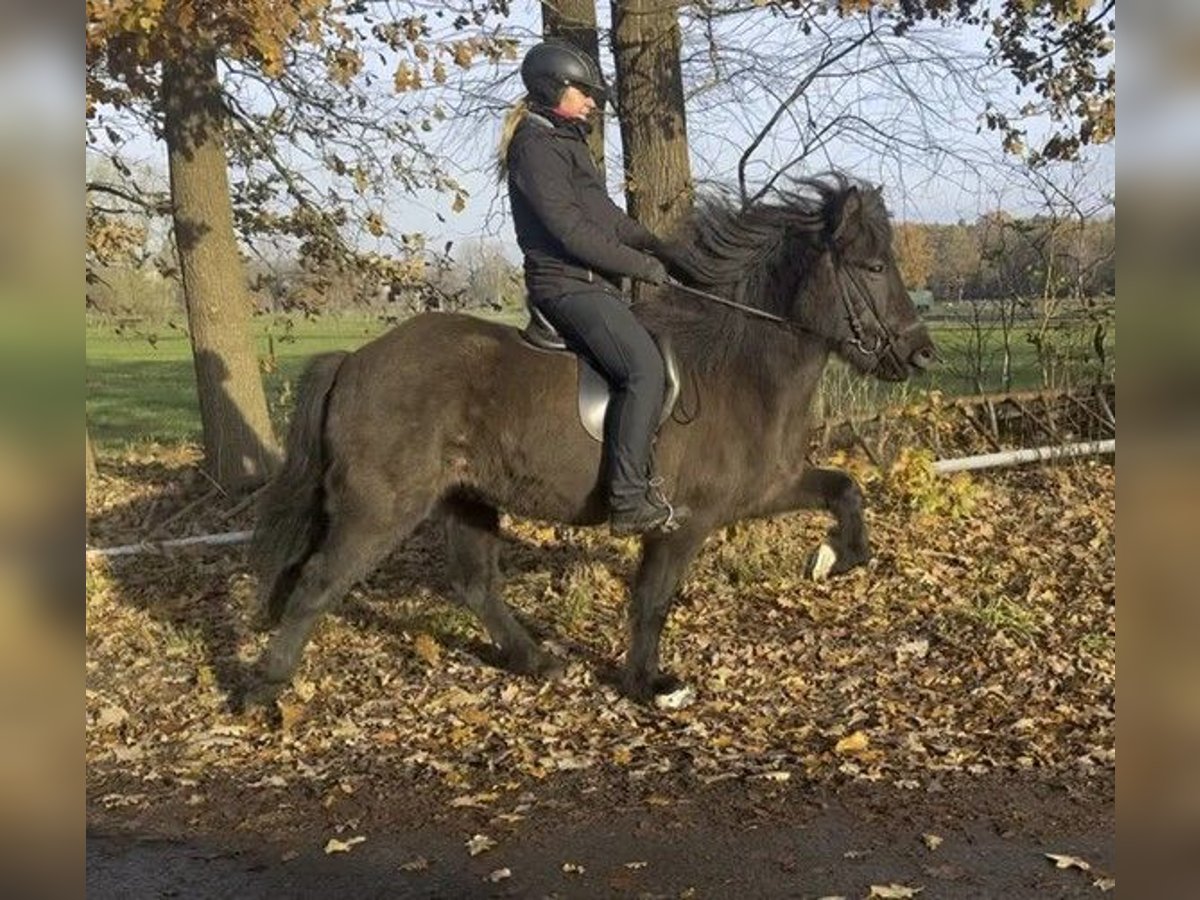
247;174;936;708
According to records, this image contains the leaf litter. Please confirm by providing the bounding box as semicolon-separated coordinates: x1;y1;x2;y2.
87;444;1113;846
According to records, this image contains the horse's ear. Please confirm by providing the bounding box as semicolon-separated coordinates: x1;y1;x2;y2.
831;186;863;246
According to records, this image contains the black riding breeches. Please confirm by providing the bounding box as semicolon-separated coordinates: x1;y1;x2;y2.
533;290;666;507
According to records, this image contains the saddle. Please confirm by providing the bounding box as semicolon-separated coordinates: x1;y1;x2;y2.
520;301;681;443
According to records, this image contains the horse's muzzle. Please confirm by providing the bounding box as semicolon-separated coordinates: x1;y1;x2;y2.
909;343;937;372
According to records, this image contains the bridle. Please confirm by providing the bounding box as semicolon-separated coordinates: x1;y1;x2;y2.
662;252;908;373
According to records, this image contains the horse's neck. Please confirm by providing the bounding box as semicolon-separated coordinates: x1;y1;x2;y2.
769;341;828;453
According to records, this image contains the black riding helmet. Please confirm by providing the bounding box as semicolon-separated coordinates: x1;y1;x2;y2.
520;39;609;109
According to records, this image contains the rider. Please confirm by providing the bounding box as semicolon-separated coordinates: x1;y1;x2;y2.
500;39;702;535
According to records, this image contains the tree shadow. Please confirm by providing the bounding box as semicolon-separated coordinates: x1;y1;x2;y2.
90;449;638;714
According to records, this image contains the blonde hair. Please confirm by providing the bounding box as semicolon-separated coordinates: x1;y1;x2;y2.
496;99;530;180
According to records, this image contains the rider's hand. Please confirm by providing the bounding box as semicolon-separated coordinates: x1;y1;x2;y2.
638;256;670;285
647;237;707;286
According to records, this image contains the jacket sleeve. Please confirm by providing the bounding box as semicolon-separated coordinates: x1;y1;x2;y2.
604;200;657;250
509;134;659;281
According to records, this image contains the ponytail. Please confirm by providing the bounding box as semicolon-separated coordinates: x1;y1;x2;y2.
496;98;530;180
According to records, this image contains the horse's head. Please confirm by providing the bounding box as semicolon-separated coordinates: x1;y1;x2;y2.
798;182;937;382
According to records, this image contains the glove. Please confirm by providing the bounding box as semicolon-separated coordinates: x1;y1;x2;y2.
646;237;707;286
637;256;670;285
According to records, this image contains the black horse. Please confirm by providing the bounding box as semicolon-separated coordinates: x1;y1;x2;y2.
249;175;935;707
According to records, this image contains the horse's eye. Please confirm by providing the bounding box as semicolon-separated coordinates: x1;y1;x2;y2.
866;262;885;274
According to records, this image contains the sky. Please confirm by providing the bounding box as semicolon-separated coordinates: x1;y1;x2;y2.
85;3;1116;265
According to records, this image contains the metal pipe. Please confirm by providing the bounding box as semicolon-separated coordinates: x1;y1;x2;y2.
932;439;1115;474
85;440;1115;559
86;529;253;560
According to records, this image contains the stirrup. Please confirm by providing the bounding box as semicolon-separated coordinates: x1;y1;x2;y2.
647;477;686;533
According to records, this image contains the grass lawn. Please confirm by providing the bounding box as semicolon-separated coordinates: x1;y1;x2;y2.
86;310;1113;450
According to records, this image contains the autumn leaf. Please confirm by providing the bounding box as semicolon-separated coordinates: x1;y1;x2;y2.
466;833;496;856
484;867;511;882
1044;853;1091;872
835;731;870;755
869;884;923;898
922;833;943;850
413;632;441;665
324;836;366;854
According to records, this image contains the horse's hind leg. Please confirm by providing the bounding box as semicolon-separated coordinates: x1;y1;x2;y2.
443;498;561;678
248;483;432;706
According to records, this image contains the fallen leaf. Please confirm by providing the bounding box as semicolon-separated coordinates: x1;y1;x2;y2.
1045;853;1091;872
625;861;647;869
278;702;304;732
293;679;316;702
324;836;366;854
562;861;585;874
835;731;870;755
413;633;441;665
450;792;499;808
1093;876;1116;891
922;833;943;850
280;850;299;862
95;705;128;728
399;856;429;872
484;867;511;882
895;638;930;662
466;833;496;856
869;884;923;898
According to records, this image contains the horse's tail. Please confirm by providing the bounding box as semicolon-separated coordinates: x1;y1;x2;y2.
251;351;348;627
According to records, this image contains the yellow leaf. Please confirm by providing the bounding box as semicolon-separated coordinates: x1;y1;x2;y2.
324;836;365;854
1044;853;1091;872
922;833;943;850
869;885;922;898
466;833;496;856
413;632;441;665
279;701;304;732
834;731;870;755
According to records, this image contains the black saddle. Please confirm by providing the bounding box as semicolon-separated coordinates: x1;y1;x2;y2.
520;301;681;443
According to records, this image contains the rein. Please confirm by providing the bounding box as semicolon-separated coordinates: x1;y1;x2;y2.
666;281;791;326
665;270;904;373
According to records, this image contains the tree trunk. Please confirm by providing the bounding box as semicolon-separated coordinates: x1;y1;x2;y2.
163;47;278;492
541;1;606;168
610;0;693;236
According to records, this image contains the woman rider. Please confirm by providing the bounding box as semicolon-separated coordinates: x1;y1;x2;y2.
499;39;702;536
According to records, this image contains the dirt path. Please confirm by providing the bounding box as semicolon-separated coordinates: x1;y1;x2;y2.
87;771;1113;899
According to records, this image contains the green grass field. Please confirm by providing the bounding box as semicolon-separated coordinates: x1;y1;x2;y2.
86;310;1114;450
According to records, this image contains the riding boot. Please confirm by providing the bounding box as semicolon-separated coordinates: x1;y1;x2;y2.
609;477;690;536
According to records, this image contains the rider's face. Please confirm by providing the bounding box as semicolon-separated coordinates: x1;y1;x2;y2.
555;85;596;121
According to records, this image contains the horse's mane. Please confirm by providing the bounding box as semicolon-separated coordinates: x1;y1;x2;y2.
636;173;892;386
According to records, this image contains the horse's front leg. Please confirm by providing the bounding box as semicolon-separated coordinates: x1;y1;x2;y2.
623;524;709;706
764;466;871;579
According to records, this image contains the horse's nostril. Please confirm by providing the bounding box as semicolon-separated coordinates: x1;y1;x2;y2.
911;346;936;370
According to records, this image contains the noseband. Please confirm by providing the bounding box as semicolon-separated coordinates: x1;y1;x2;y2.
833;259;909;375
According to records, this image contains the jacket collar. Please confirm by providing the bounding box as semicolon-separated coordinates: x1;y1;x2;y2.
527;103;592;139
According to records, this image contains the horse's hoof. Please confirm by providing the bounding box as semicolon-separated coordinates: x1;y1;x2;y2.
510;649;565;680
653;683;696;710
241;679;283;712
806;542;838;581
